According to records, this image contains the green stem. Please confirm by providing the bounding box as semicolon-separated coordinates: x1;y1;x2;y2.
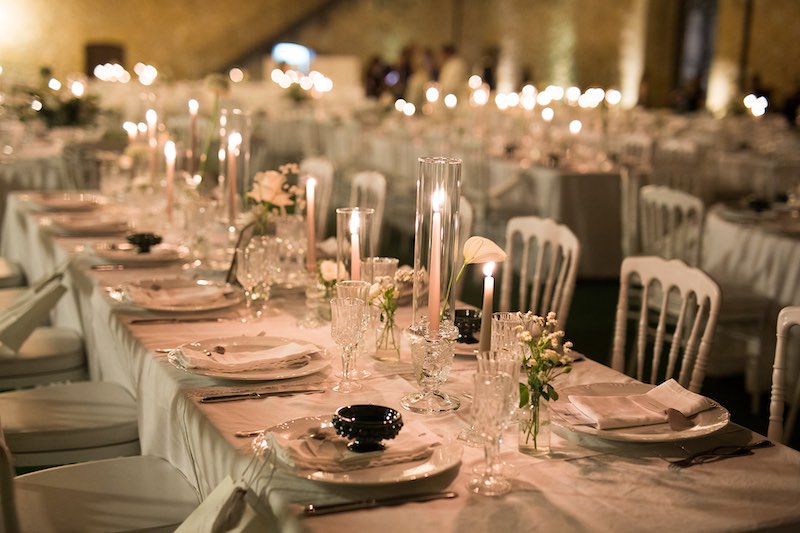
196;94;220;180
440;261;467;321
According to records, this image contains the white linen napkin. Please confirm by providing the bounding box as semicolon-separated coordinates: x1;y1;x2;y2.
171;341;317;372
127;283;227;307
568;379;714;430
271;422;439;473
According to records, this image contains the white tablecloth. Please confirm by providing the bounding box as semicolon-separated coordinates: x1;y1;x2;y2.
2;192;800;532
702;206;800;308
0;143;68;243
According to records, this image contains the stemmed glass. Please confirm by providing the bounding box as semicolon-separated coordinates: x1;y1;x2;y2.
329;297;369;393
468;367;515;496
235;237;276;321
459;350;521;447
335;280;371;379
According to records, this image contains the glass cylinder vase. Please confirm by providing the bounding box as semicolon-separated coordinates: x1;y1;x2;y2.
410;157;462;329
219;107;251;228
518;397;551;456
402;156;462;414
273;213;307;289
335;207;375;282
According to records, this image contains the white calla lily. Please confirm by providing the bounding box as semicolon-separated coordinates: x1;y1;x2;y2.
462;236;507;264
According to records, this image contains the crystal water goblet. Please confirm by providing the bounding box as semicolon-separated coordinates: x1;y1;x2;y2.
459;350;521;447
329;297;369;393
335;280;372;379
235;237;276;321
467;370;515;496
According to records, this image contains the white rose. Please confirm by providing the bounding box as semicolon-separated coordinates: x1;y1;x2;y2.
319;260;338;282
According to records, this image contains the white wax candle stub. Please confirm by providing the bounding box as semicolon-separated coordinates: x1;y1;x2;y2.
478;262;494;352
349;212;360;280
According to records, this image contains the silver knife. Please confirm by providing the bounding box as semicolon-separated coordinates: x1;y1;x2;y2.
303;491;458;516
130;317;225;325
200;388;326;403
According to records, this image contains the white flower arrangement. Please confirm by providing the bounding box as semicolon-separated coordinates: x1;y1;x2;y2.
246;163;305;233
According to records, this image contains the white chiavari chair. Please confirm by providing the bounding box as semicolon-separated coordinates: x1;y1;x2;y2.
1;422;199;533
349;171;386;253
638;185;772;412
300;157;335;239
768;306;800;444
612;256;721;393
498;216;580;328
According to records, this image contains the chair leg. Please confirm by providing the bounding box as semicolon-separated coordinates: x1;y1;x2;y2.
745;336;761;415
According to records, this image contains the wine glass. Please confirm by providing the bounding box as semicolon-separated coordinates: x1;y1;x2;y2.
329;297;369;393
467;369;515;496
335;280;372;379
235;237;276;321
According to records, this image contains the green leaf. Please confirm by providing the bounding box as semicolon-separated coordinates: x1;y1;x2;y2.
518;384;529;408
546;383;556;398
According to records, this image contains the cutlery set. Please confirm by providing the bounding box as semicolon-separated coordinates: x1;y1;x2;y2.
201;388;325;403
302;491;458;516
131;316;226;325
665;439;772;468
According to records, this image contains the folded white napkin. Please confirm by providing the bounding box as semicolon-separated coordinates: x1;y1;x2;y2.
172;341;317;372
271;422;439;472
568;379;714;430
127;284;226;307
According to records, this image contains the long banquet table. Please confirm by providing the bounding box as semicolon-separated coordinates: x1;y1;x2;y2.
2;191;800;532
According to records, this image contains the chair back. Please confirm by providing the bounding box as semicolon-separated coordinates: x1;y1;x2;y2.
612;256;721;393
768;306;800;444
651;138;705;198
349;171;387;253
620;164;646;258
499;216;580;327
300;157;335;238
0;423;20;533
639;185;705;266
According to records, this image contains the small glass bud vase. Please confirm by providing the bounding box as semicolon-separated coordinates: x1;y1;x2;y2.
375;308;401;361
518;398;551;456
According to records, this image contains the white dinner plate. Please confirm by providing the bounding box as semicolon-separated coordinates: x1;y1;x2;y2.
551;382;730;442
28;192;105;212
169;336;330;381
93;242;187;265
50;213;129;235
268;415;463;485
123;277;242;312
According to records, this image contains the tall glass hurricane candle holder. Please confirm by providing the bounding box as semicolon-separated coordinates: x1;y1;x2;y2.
336;207;375;282
401;157;462;414
219;108;251;228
